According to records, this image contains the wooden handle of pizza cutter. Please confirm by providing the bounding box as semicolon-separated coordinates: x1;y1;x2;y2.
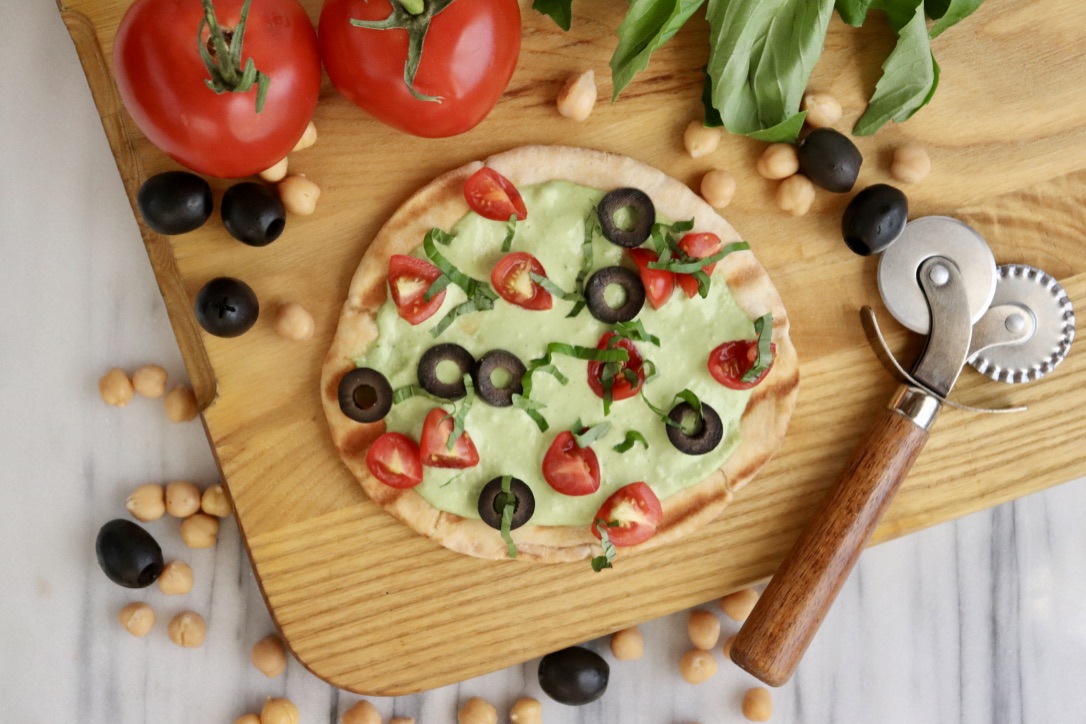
730;385;938;687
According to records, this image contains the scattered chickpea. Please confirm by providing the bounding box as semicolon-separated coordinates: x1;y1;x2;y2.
742;687;774;722
259;157;289;183
679;649;718;684
251;634;288;678
131;364;168;398
775;175;816;217
99;368;134;407
891;144;932;184
180;512;220;549
125;483;166;522
557;69;597;122
722;634;736;659
278;175;321;216
458;696;497;724
234;715;262;724
389;718;415;724
117;601;155;637
262;697;300;724
700;169;736;209
756;144;800;180
720;587;761;622
274;301;316;342
201;484;232;518
801;91;843;129
684;121;721;159
167;610;206;648
157;560;194;595
687;609;721;650
509;697;542;724
609;626;644;660
342;699;381;724
292;120;318;152
165;480;202;518
163;385;198;423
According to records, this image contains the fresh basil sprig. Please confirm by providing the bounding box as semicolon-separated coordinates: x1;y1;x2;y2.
613;430;650;453
741;312;775;383
500;475;517;558
591;518;619;572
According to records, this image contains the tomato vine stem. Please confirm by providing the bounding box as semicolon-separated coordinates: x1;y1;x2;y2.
197;0;271;113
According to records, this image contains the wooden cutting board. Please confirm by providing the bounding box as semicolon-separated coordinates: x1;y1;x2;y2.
60;0;1086;695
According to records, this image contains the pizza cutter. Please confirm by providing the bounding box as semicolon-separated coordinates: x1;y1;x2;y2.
730;216;1075;686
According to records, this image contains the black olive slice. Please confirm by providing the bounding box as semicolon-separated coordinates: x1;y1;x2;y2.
137;171;213;235
478;476;535;530
841;184;909;256
796;128;863;193
665;401;724;455
95;519;164;589
221;182;286;247
586;266;646;324
597;188;655;248
337;367;393;423
538;646;610;705
473;349;527;407
418;343;475;400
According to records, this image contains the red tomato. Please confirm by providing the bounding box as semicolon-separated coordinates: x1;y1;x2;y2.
491;252;552;310
542;431;601;496
365;433;423;489
318;0;522;137
113;0;321;178
388;255;446;325
464;168;528;221
419;408;479;468
629;248;676;309
587;333;645;402
676;232;723;298
592;482;663;547
707;340;777;390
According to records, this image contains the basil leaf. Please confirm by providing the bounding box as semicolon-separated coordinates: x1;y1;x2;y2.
613;430;650;453
546;342;630;363
741;312;775;382
567;213;598;319
613;320;660;346
446;374;474;450
513;394;550;432
423;273;452;302
430;299;477;337
674;388;703;418
531;273;585;304
500;475;517;558
835;0;876;25
572;420;612;448
392;384;443;404
532;0;573;31
611;0;707;101
928;0;982;38
501;215;517;252
924;0;950;18
701;67;724;128
647;242;748;274
590;518;618;572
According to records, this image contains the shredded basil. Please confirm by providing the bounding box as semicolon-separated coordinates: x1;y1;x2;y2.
591;518;619;572
500;474;517;558
613;320;660;346
530;272;585;304
423;273;452;302
641;387;704;430
741;312;775;382
572;420;611;448
392;384;443;404
547;342;630;364
647;242;749;274
500;215;517;252
613;430;650;453
516;353;570;432
567;213;598;318
445;374;474;450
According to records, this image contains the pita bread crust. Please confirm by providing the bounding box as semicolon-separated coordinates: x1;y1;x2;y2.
321;146;799;563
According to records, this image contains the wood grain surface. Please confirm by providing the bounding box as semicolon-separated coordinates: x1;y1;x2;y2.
59;0;1086;695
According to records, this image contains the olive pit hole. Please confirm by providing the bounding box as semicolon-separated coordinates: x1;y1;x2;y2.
352;384;379;410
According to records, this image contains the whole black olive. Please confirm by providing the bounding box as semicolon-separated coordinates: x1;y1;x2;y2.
338;367;393;423
597;188;655;248
666;401;724;455
477;476;535;530
473;349;526;407
797;128;863;193
95;519;164;588
221;182;286;247
194;277;259;338
137;171;213;235
841;184;909;256
417;344;475;400
585;266;645;324
538;646;610;705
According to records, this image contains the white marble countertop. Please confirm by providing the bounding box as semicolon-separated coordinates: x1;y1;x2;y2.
4;2;1086;723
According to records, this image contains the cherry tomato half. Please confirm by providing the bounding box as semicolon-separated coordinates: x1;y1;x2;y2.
465;168;528;221
629;248;676;309
587;333;646;402
491;252;552;310
388;255;446;325
676;232;723;298
366;433;424;489
707;340;777;390
419;408;479;468
542;431;601;496
592;482;663;547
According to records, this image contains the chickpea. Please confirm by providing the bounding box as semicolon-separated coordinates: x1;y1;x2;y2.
722;634;736;659
167;610;206;648
165;480;202;518
262;698;300;724
163;384;198;423
756;144;799;180
99;368;134;407
509;697;542;724
342;699;380;724
801;92;842;129
292;120;318;152
157;560;194;595
180;512;220;549
679;649;718;684
720;587;760;622
235;715;262;724
775;175;816;217
131;364;168;398
684;121;721;159
259;157;289;183
458;696;497;724
557;69;597;122
251;634;288;678
278;175;321;216
117;601;155;637
274;301;316;342
687;609;721;650
700;169;736;209
609;626;644;660
201;484;232;518
125;483;166;522
742;687;773;722
891;144;932;184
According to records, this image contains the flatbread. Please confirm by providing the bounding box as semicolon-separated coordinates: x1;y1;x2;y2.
321;146;799;562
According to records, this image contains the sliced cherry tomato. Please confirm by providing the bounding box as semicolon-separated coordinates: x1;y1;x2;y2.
592;482;663;547
628;248;676;309
388;255;445;325
464;168;528;221
490;252;552;310
419;408;479;468
707;340;777;390
542;431;601;496
587;333;646;402
676;232;723;298
365;433;423;489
